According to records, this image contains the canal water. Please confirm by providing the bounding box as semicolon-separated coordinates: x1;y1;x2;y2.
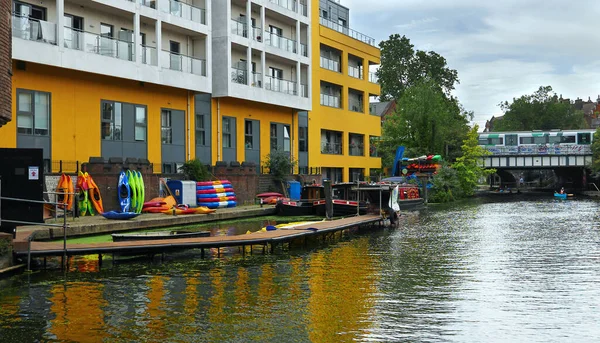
1;198;600;342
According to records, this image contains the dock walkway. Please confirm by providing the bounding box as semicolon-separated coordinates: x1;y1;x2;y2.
14;215;383;259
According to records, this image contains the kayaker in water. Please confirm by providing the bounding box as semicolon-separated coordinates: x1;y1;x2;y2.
560;187;565;194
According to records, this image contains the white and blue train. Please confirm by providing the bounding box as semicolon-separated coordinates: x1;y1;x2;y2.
478;129;595;148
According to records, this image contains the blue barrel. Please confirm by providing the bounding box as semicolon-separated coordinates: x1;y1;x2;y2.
287;181;301;200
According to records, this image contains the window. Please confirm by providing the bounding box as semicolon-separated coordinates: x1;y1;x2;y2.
321;10;328;19
369;136;379;157
283;125;290;152
134;106;146;141
161;110;172;144
299;126;307;152
338;18;346;27
245;120;253;149
100;23;113;37
223;117;232;148
64;14;83;49
13;1;46;20
101;101;122;140
269;67;283;79
270;123;277;151
17;90;50;136
196;114;206;146
170;41;181;71
269;25;282;36
578;132;591;145
561;135;576;143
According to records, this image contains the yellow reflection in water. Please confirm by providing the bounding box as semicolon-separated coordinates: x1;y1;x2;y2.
181;272;200;336
207;268;227;341
0;295;21;329
307;238;378;342
49;282;108;343
144;276;168;341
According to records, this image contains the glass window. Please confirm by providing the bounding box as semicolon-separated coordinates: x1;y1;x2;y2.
299;126;307;152
578;132;591;145
222;117;232;148
196;114;206;146
283;125;290;152
134;106;146;142
245;120;253;150
114;103;122;140
161;110;172;144
270;123;277;151
369;136;379;157
18;92;32;112
561;135;576;143
17;90;50;136
520;137;534;144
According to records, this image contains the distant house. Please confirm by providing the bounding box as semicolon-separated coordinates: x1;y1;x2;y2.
484;115;504;132
369;100;396;125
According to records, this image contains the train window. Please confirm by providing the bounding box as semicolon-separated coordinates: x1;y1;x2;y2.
520;137;534;144
548;135;561;144
490;137;503;145
561;135;576;143
478;137;489;145
533;136;546;144
505;134;518;146
578;133;591;144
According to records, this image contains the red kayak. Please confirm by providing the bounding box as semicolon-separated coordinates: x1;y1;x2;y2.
197;196;237;202
142;207;170;213
197;188;234;194
197;180;231;186
143;201;167;208
257;192;283;198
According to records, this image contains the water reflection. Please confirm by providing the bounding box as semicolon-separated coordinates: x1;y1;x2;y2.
2;198;600;342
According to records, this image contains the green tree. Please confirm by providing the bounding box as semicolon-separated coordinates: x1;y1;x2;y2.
179;159;210;181
493;86;587;131
429;163;459;203
263;150;297;183
453;124;496;197
376;34;459;101
378;79;470;167
591;127;600;172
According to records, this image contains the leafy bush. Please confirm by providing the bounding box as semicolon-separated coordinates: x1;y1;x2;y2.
429;163;460;203
263;150;297;183
179;159;210;181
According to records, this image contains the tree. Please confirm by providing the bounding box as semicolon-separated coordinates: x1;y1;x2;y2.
493;86;587;131
453;125;496;197
179;159;210;181
263;150;297;183
377;79;470;167
591;128;600;173
376;34;459;101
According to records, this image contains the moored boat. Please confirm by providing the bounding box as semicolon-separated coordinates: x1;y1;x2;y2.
111;230;210;242
275;184;325;216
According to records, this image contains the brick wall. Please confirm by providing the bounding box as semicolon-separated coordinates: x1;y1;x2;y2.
0;0;11;127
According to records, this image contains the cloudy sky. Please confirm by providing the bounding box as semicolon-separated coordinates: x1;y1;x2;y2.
341;0;600;128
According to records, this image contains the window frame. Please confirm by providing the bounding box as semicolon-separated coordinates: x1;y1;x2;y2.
161;109;173;144
196;114;207;146
16;89;51;136
222;117;232;148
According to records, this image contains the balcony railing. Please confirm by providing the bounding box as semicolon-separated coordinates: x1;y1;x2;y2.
251;72;263;88
349;100;364;113
141;0;156;9
321;142;342;155
264;31;297;54
300;84;308;98
265;76;297;95
64;27;133;61
141;45;157;66
168;0;206;25
349;143;365;156
269;0;297;12
320;56;340;72
348;65;363;79
12;14;56;45
252;27;263;42
319;16;377;47
300;43;308;57
231;18;247;37
231;67;247;84
369;72;378;83
162;50;206;76
320;94;340;108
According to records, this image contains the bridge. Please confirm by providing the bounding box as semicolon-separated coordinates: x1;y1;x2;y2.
481;145;592;169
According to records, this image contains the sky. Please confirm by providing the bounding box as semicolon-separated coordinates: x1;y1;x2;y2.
341;0;600;129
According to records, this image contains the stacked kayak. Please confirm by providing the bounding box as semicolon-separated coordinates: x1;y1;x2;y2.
196;180;238;209
76;172;104;215
117;169;145;214
56;173;74;211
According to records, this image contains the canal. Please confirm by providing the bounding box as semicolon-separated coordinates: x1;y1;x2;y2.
1;197;599;342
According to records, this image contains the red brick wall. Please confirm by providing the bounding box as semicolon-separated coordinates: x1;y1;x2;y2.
0;0;11;127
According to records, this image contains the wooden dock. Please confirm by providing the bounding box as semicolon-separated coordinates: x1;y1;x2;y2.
14;215;384;261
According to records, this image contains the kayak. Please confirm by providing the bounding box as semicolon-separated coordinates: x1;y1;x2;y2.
197;180;231;186
143;201;167;208
128;170;138;214
137;170;145;213
256;192;283;198
554;192;573;199
196;188;234;194
56;174;74;210
201;201;237;209
197;192;236;198
87;174;104;214
197;196;237;202
118;171;131;212
101;211;140;220
196;184;233;191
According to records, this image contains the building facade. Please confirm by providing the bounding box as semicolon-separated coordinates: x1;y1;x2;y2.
1;0;380;181
310;0;381;182
0;0;11;127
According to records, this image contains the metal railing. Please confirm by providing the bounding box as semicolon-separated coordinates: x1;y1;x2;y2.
251;72;263;88
64;27;134;61
300;84;308;98
141;45;158;66
264;31;297;53
320;94;340;108
298;167;321;175
252;27;263;42
12;14;56;45
161;50;206;76
269;0;297;12
349;100;364;112
348;65;363;79
349;143;365;156
300;43;308;57
321;142;343;155
319;16;377;47
168;0;206;24
231;67;247;84
369;72;378;84
320;56;341;72
265;76;297;95
231;18;247;37
51;160;80;174
481;145;593;156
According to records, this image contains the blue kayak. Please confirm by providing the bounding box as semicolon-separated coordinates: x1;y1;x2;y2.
554;192;567;199
118;171;131;212
101;211;139;220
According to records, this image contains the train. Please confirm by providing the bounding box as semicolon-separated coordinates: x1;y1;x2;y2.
478;129;595;148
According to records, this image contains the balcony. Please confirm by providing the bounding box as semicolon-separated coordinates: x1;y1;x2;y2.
269;0;297;12
369;72;378;83
348;65;363;79
231;18;246;37
161;50;206;76
349;143;364;156
320;94;340;108
300;84;308;98
12;14;56;45
319;17;377;47
142;45;158;66
321;142;342;155
251;72;263;88
231;67;247;84
349;100;364;113
141;0;156;9
64;27;133;61
167;0;206;25
264;31;297;54
320;56;340;72
265;76;297;95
